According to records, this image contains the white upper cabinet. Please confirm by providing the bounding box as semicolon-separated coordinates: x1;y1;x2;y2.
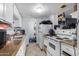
0;3;4;18
0;3;14;27
0;3;22;27
4;3;14;24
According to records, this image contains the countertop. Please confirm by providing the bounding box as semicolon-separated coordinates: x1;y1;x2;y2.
46;36;63;42
0;35;25;56
46;36;77;47
61;40;77;47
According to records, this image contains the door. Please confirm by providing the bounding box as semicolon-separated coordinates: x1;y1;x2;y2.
47;38;61;56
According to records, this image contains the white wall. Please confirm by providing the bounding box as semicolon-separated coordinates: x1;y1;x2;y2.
13;4;22;27
22;17;37;44
22;18;29;44
22;17;36;37
22;17;51;44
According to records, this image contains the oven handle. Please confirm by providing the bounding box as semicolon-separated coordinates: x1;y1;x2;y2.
49;38;58;42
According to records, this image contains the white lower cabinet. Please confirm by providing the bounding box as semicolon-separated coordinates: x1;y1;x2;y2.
75;48;79;56
61;43;75;56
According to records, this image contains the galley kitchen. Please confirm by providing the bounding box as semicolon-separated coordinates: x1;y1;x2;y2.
0;3;79;56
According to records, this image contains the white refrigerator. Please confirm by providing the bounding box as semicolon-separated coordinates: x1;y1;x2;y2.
38;24;52;49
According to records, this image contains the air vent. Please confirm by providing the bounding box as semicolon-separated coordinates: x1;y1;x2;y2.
61;5;66;8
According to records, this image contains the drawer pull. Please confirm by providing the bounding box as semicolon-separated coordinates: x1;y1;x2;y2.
62;51;71;56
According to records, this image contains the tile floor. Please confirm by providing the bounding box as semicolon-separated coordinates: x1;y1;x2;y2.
26;43;46;56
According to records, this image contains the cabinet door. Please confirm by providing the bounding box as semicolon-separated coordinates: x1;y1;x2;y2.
0;3;4;18
4;3;13;24
76;48;79;56
61;43;75;56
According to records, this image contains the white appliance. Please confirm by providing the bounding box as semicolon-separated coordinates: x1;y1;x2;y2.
47;37;61;56
38;24;52;34
38;24;52;49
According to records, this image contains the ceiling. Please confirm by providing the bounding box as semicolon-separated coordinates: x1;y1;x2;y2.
15;3;74;18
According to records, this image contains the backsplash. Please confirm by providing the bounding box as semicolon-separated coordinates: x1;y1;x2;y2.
55;29;76;40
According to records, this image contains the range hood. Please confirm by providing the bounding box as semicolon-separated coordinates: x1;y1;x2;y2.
40;20;52;24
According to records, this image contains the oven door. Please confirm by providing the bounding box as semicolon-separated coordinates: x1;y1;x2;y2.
47;38;61;56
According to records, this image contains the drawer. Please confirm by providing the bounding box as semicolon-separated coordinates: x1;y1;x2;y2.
61;43;75;56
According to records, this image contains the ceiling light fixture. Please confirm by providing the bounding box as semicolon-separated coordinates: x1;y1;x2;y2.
33;4;44;13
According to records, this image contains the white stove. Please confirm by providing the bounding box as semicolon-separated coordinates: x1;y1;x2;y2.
47;36;61;56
